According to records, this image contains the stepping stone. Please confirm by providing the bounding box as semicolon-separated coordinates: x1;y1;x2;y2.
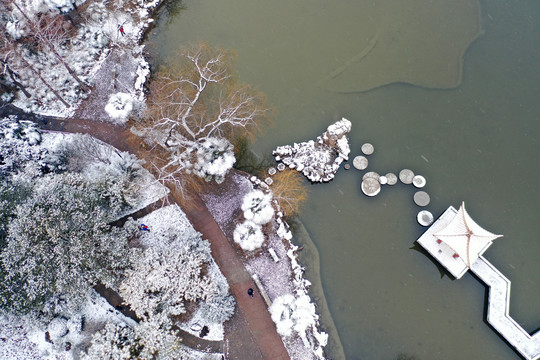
353;155;369;170
379;175;388;185
385;173;398;185
361;143;374;155
361;178;381;197
268;167;277;176
414;191;430;206
399;169;415;184
344;163;351;170
362;171;380;181
413;175;426;188
417;210;434;226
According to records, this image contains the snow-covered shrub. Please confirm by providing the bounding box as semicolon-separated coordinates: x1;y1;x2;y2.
269;293;318;345
233;220;265;251
0;118;42;145
199;279;235;324
241;189;274;225
47;317;68;341
83;322;143;360
105;92;135;123
119;242;216;326
192;137;236;183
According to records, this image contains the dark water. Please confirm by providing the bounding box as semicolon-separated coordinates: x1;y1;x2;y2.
147;1;540;359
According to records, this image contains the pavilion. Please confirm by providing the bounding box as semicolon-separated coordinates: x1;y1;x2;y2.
417;202;502;279
417;203;540;360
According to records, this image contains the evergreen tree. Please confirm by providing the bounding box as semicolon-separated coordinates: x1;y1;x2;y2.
0;172;135;314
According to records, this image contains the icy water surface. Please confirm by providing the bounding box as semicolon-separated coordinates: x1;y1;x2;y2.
147;0;540;358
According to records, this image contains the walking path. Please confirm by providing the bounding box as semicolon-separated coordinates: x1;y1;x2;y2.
177;188;290;360
6;107;291;360
471;257;540;360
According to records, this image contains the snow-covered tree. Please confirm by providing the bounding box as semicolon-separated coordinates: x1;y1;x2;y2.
82;322;144;360
0;172;135;314
119;239;216;326
233;220;265;251
198;277;235;324
269;293;320;346
191;136;235;183
4;0;90;92
83;319;194;360
138;42;269;190
241;189;274;225
0;117;66;177
57;133;145;207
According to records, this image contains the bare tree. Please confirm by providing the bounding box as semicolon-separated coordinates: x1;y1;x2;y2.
267;169;308;217
0;23;70;107
139;43;270;189
9;1;90;92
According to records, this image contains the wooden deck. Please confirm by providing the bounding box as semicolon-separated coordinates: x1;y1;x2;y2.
417;206;540;360
471;256;540;360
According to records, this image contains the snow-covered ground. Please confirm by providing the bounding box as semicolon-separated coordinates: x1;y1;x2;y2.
2;0;159;121
134;205;231;342
0;121;229;359
41;132;169;213
0;289;137;360
202;171;328;360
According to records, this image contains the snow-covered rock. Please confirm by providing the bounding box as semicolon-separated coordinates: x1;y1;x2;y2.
273;118;352;182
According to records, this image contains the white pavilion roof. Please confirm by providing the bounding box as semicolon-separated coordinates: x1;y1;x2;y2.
434;202;502;267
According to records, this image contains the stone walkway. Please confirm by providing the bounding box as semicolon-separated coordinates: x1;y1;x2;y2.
10;109;291;360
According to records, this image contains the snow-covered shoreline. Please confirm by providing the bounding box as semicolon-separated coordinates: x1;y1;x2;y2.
202;171;330;359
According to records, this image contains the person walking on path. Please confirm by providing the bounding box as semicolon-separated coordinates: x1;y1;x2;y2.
248;288;254;298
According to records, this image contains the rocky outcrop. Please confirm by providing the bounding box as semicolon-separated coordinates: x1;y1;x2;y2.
272;118;351;183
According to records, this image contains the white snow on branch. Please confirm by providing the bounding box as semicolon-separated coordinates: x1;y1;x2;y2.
233;220;265;251
241;189;274;225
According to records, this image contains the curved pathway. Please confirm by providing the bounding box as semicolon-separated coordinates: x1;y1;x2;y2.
3;105;291;360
